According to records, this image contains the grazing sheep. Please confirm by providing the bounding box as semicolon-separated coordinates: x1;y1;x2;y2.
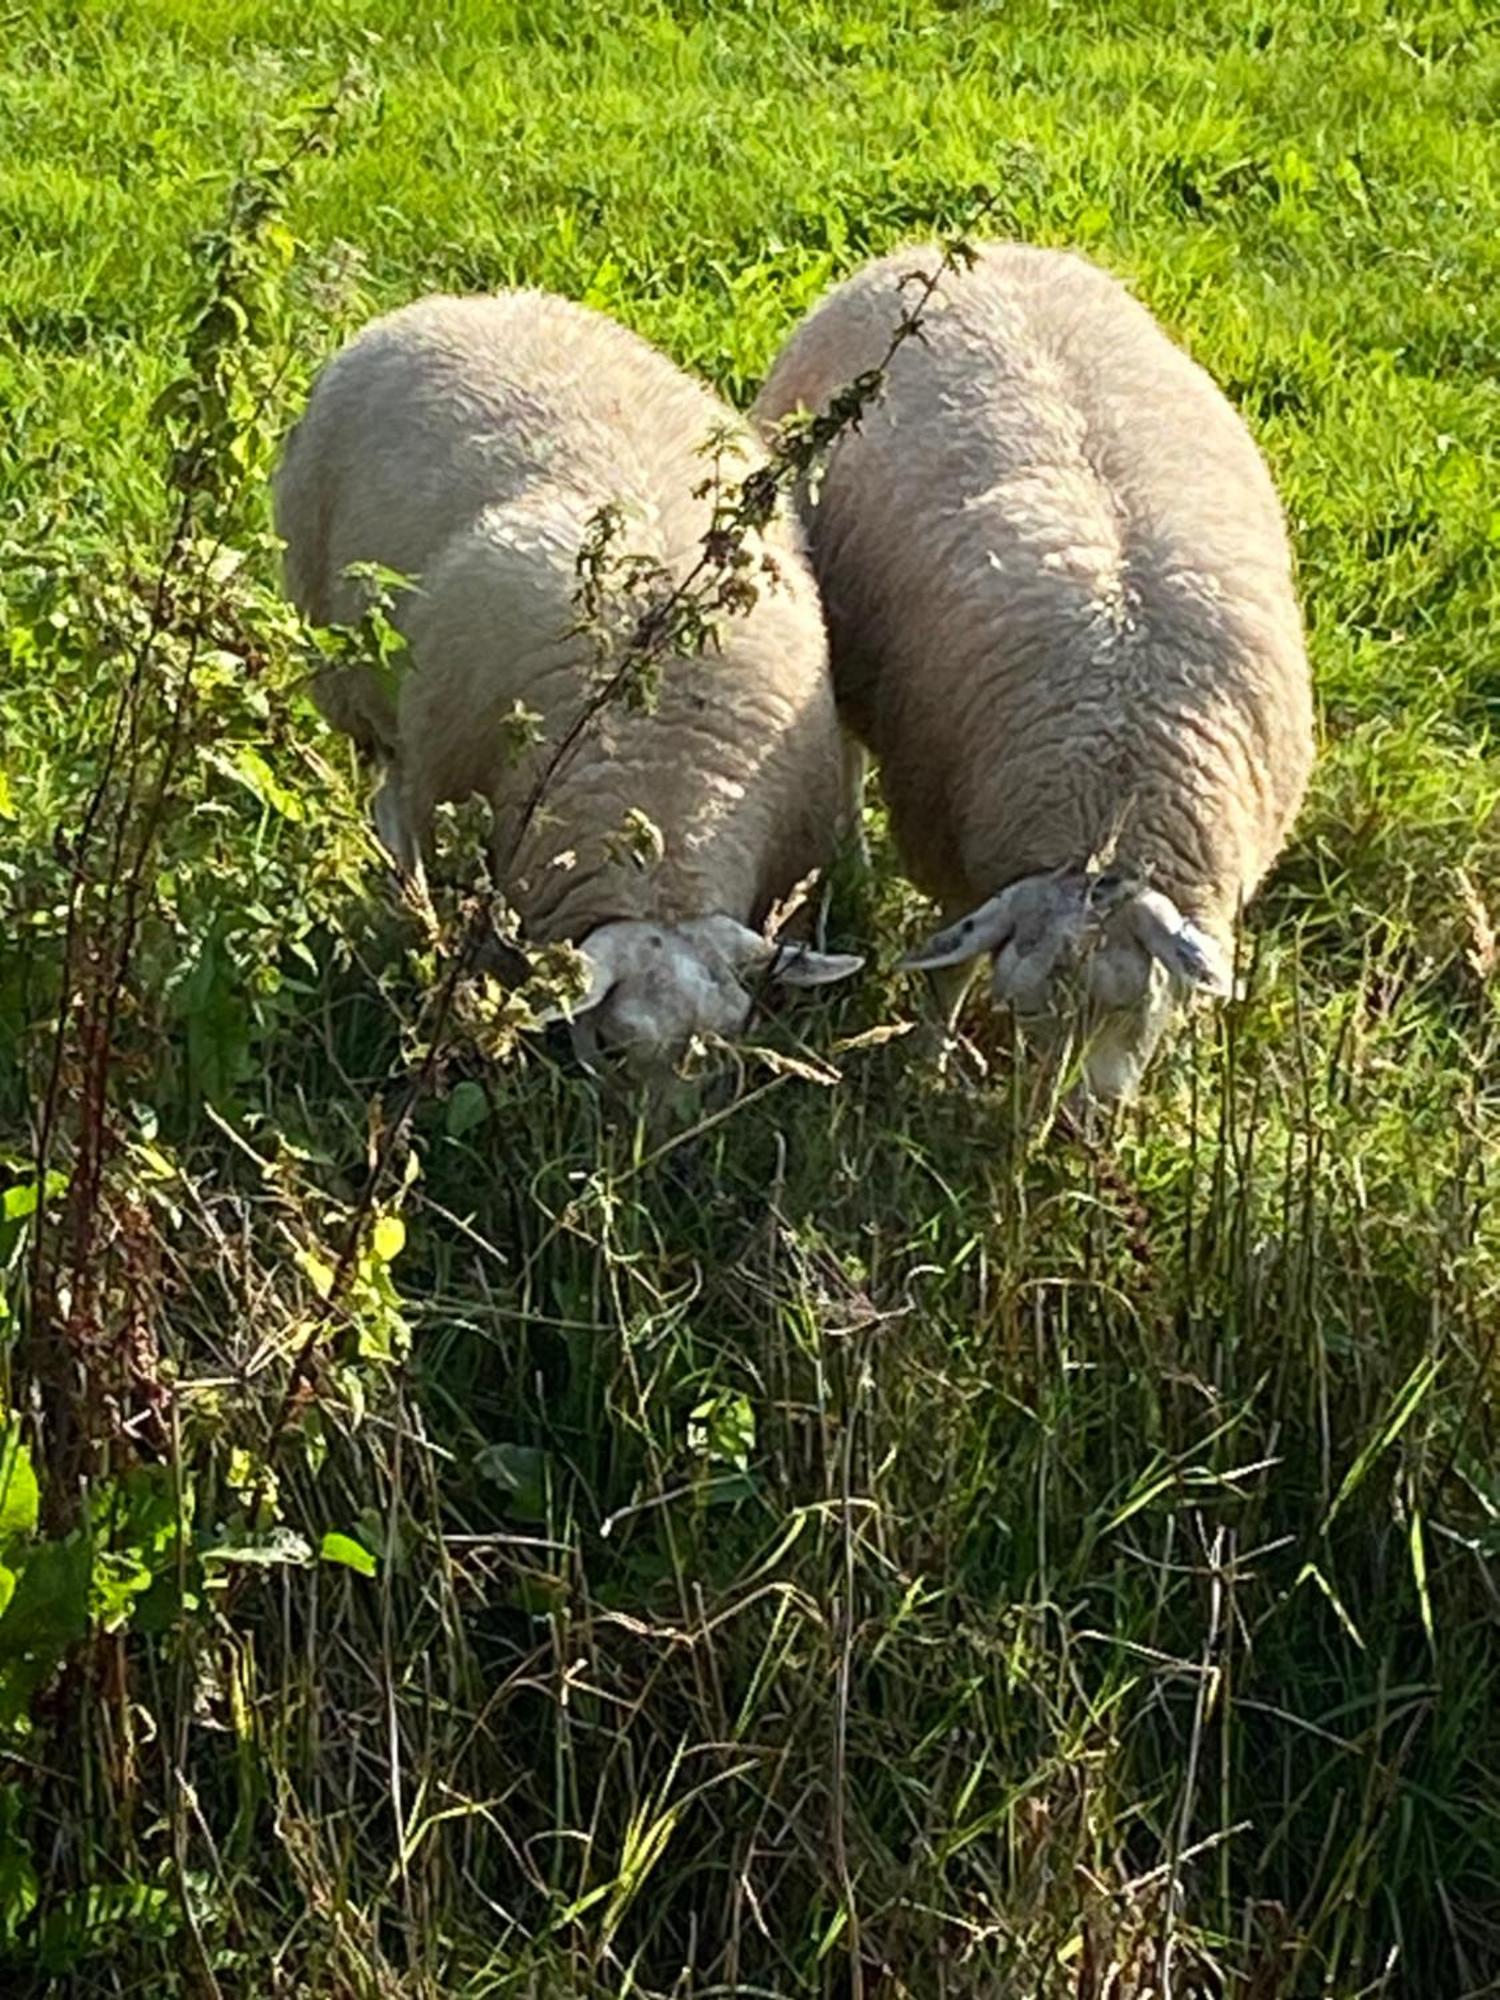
275;290;861;1067
754;241;1314;1100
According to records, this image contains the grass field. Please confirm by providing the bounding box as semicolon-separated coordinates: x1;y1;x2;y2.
3;1;1500;1993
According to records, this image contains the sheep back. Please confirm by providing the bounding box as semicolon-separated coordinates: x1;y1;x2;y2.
753;242;1314;943
276;291;843;944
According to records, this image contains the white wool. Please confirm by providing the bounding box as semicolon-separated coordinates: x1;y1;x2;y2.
275;290;862;1067
755;241;1314;1100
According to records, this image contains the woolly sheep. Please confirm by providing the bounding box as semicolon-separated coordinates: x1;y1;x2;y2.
754;241;1314;1100
274;290;862;1068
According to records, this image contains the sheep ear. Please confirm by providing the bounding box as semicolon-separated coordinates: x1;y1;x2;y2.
767;945;865;988
567;1012;606;1073
695;917;863;988
526;934;624;1026
372;768;424;885
1126;891;1232;996
898;889;1023;972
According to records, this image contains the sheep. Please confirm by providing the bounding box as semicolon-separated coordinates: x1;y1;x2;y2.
753;241;1315;1101
274;289;863;1068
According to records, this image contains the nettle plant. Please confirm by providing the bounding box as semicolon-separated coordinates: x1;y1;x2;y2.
0;89;429;1969
0;90;996;1965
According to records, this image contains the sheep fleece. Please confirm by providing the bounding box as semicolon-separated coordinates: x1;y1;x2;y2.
275;291;844;943
754;242;1314;944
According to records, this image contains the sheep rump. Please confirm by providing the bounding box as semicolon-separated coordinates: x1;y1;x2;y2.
754;240;1314;1097
275;290;860;1060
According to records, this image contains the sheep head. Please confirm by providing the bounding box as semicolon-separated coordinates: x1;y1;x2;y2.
900;868;1232;1101
533;915;863;1071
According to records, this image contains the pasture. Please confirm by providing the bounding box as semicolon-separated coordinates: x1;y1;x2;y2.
1;0;1498;1992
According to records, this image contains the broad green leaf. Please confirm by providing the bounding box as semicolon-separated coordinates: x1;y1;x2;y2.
0;1426;39;1547
703;1470;757;1508
0;1538;90;1655
444;1080;490;1139
131;1570;199;1635
319;1531;377;1578
213;744;305;821
0;1783;38;1944
2;1172;68;1223
86;1466;187;1632
371;1214;406;1264
297;1247;336;1298
0;1536;91;1731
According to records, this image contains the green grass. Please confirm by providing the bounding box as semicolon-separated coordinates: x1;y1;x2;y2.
2;0;1499;1993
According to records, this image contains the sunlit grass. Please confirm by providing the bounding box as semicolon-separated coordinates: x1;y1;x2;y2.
1;1;1497;1992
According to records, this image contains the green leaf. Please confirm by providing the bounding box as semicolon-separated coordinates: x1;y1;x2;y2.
130;1570;197;1636
687;1392;756;1473
0;1538;90;1653
0;1783;38;1945
297;1247;336;1298
0;1425;39;1548
319;1531;377;1578
0;1536;92;1731
702;1470;757;1508
87;1466;188;1633
444;1080;490;1139
476;1443;551;1522
200;1528;313;1570
211;743;305;821
1;1171;68;1223
36;1880;180;1972
370;1214;406;1264
1294;1560;1365;1651
1324;1354;1441;1531
0;771;14;820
